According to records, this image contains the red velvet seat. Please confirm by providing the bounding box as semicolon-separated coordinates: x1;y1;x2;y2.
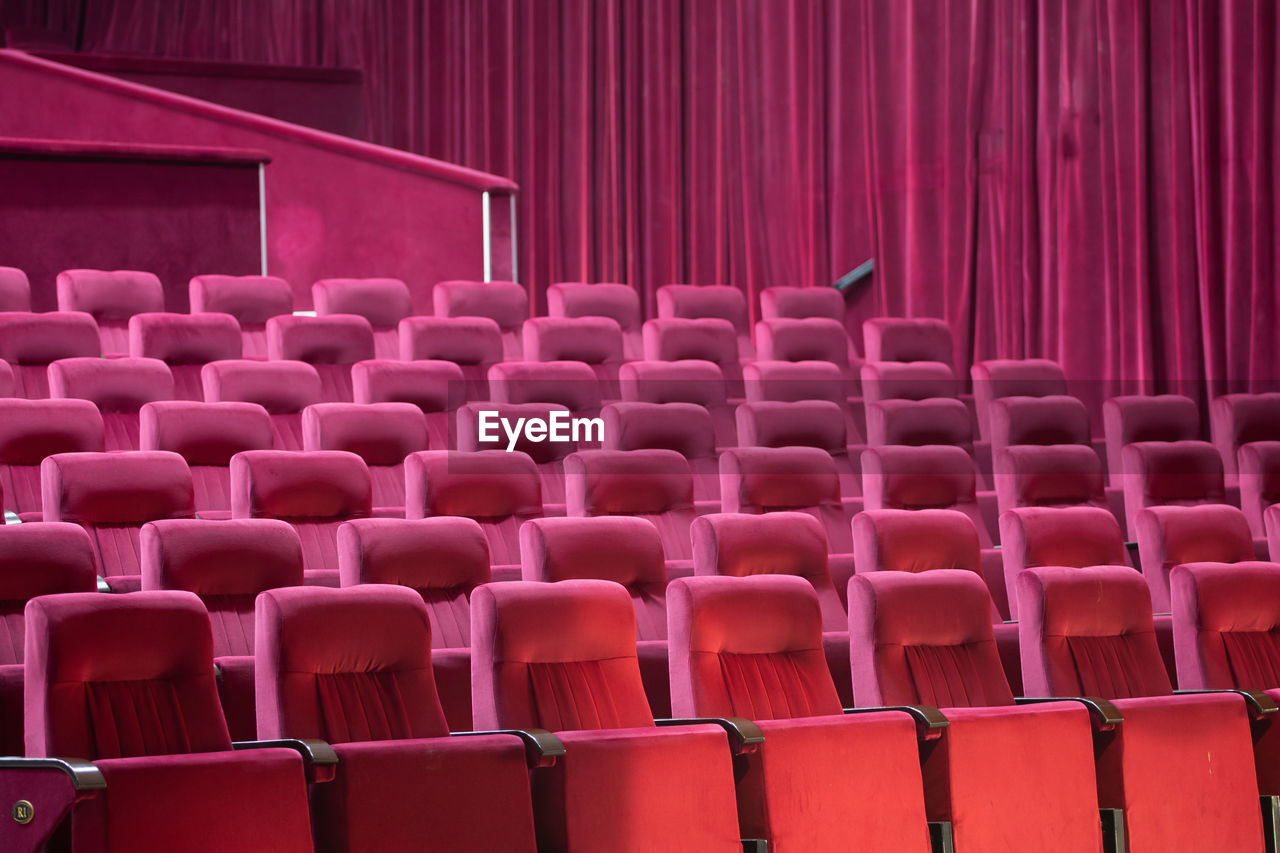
41;450;195;592
643;317;744;397
862;317;954;365
862;444;996;545
656;283;755;359
735;400;861;495
522;316;625;398
1102;394;1201;484
1240;442;1280;540
990;394;1092;457
692;511;854;704
470;578;750;852
0;522;97;756
337;516;491;731
129;312;243;400
231;449;372;587
1018;565;1271;852
1212;393;1280;485
140;401;273;518
202;359;322;450
547;282;643;359
1121;439;1228;536
565;448;699;576
455;401;575;509
0;312;101;398
865;397;972;454
140;517;303;740
399;316;504;401
432;280;528;361
189;274;294;359
256;584;543;853
1134;503;1255;612
352;359;464;449
0;399;103;520
993;444;1109;517
970;358;1068;442
755;318;859;392
49;357;174;450
859;360;957;405
760;285;844;321
849;569;1106;851
56;268;165;356
999;506;1129;617
486;361;604;439
667;574;935;852
267;314;375;403
744;359;849;403
619;359;737;447
312;277;412;359
303;402;429;513
404;450;542;580
8;591;319;853
521;516;673;716
603;401;719;501
0;266;31;311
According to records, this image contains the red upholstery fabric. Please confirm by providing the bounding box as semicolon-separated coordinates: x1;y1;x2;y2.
618;359;735;446
1240;442;1280;538
1212;393;1280;482
865;397;972;449
129;312;243;400
352;359;463;448
859;360;957;404
970;358;1068;441
1122;441;1230;535
990;394;1091;455
202;359;322;450
399;315;504;400
0;398;103;516
313;277;412;358
0;522;97;666
304;402;429;510
735;400;846;454
487;360;603;420
743;360;847;404
998;506;1128;619
760;286;844;322
56;269;165;355
0;266;31;311
719;446;852;552
755;318;850;367
523;316;624;365
0;311;100;398
600;401;717;500
432;280;528;360
547;282;643;359
862;317;954;365
656;284;753;359
189;274;294;360
993;444;1107;515
1171;561;1280;691
267;314;374;402
49;356;175;450
862;445;992;546
853;508;981;575
404;450;542;572
1102;394;1201;481
1134;504;1255;612
642;318;743;396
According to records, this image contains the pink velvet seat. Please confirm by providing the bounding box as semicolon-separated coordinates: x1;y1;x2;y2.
231;449;372;587
1241;441;1280;540
140;517;303;740
189;274;294;359
970;358;1069;442
620;359;737;447
602;401;719;501
735;400;861;496
129;312;243;400
312;277;412;359
760;285;844;321
643;317;744;397
1121;439;1228;535
547;282;643;359
303;402;429;513
486;360;604;435
656;283;755;359
0;311;101;398
744;359;850;404
432;280;528;361
0;266;31;311
1134;504;1256;612
862;444;996;545
993;444;1109;517
399;316;505;401
0;398;103;520
1212;393;1280;486
990;394;1092;457
455;401;575;510
202;359;322;450
859;360;957;405
140;401;273;518
755;317;860;392
352;359;464;449
1102;394;1201;484
49;356;174;450
522;316;625;398
56;268;165;356
862;317;954;365
865;397;973;455
267;314;375;403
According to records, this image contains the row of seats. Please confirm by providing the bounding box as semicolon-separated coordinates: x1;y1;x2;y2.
5;553;1280;852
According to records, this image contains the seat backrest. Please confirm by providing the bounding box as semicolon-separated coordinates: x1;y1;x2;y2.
0;399;104;464
267;314;376;365
352;359;465;413
848;570;1013;707
861;445;987;544
0;523;97;665
970;358;1068;440
759;286;843;322
564;449;695;559
862;317;953;365
129;313;243;364
865;398;972;449
656;284;749;336
487;361;602;413
1136;503;1254;574
852;508;982;575
859;361;956;404
547;282;641;330
1239;441;1280;536
470;578;655;730
668;574;842;719
521;516;669;640
1172;562;1280;691
755;318;849;366
189;274;293;323
0;266;31;311
692;511;845;631
1122;440;1226;532
399;315;504;364
523;316;624;365
141;401;274;464
303;402;429;464
0;311;100;368
141;518;304;656
338;517;491;649
56;268;164;321
49;356;174;413
256;585;451;741
232;450;371;522
642;317;739;368
24;590;232;759
719;446;841;513
619;359;728;407
743;360;846;404
994;444;1106;514
735;400;846;455
312;278;412;330
1017;565;1173;699
42;450;195;526
202;359;322;414
1212;393;1280;479
1102;394;1200;478
602;402;716;460
999;506;1127;619
432;280;528;332
990;395;1091;453
455;401;575;463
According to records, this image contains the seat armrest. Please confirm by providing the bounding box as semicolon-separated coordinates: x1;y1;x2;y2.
233;739;338;783
0;758;105;792
1175;689;1279;720
453;729;566;768
1015;696;1124;731
844;705;949;741
0;758;105;853
655;717;765;754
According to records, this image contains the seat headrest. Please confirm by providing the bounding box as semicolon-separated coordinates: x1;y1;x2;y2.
142;518;303;594
1136;504;1254;566
140;401;273;464
487;361;601;410
523;316;624;363
472;578;639;663
338;517;491;589
546;283;641;330
971;358;1068;397
1171;562;1280;633
202;359;322;413
0;523;98;600
692;511;831;581
42;451;194;524
866;398;972;447
862;445;977;509
303;402;429;465
49;357;174;413
759;287;843;322
0;266;31;312
642;317;738;365
669;574;827;655
565;449;693;515
602;402;716;459
619;359;727;406
521;516;666;586
432;280;528;331
0;399;104;462
189;274;293;323
992;395;1091;448
312;278;412;329
267;314;376;364
995;444;1105;507
405;450;542;520
720;446;840;511
455;402;575;463
129;312;243;364
861;317;953;364
1123;440;1225;502
849;569;998;648
1103;395;1200;445
998;506;1126;569
656;285;748;333
735;400;846;453
0;312;100;364
352;359;465;413
1240;442;1280;500
56;269;164;320
232;450;372;521
399;316;505;364
853;509;981;574
1214;393;1280;444
859;361;956;401
1016;565;1156;638
755;318;848;366
743;360;846;404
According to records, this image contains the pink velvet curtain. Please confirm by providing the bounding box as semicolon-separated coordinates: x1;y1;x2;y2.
7;0;1278;400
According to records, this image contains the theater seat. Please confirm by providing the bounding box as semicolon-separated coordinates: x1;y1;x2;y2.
141;401;274;518
1134;504;1256;612
303;402;429;514
399;316;505;401
0;398;103;520
49;357;175;450
41;450;195;592
486;361;604;434
202;359;322;450
859;360;957;405
470;578;753;852
6;591;321;853
760;285;844;322
267;314;375;402
232;450;373;586
643;318;744;397
755;318;859;392
56;268;165;356
523;316;625;398
667;574;936;852
990;394;1092;457
1212;393;1280;485
657;284;754;359
619;359;737;447
603;401;719;501
338;516;492;731
1121;440;1228;536
547;282;643;359
744;359;850;404
129;312;243;400
862;317;954;365
0;312;101;398
1102;394;1201;484
189;274;294;359
1018;565;1272;852
352;359;464;449
432;280;528;360
993;444;1109;517
455;401;575;510
312;277;412;359
521;516;673;716
865;397;973;459
0;266;31;311
970;358;1068;442
862;444;996;545
1240;442;1280;540
735;400;861;495
141;517;303;740
256;585;545;853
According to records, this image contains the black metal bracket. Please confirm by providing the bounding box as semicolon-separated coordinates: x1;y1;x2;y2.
928;820;954;853
1015;696;1124;731
656;717;765;753
845;705;949;740
1101;808;1126;853
454;728;566;767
